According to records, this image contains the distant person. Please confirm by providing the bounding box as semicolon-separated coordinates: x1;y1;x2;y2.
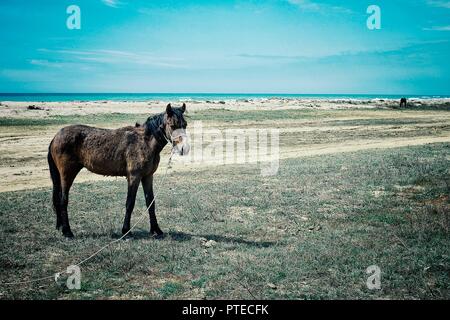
400;97;407;108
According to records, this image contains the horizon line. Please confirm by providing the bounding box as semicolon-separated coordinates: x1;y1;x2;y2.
1;92;449;96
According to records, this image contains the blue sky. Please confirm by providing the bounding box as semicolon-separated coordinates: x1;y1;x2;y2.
0;0;449;94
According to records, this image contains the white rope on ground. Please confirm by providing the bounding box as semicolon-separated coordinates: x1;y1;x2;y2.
1;275;56;285
1;148;176;287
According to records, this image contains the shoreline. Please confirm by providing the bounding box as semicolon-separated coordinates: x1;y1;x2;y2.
2;97;450;103
1;93;449;102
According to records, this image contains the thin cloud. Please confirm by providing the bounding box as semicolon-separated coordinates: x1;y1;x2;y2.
236;49;386;62
423;25;450;31
286;0;353;14
36;48;186;69
287;0;320;11
29;59;93;70
101;0;122;8
236;53;312;61
426;0;450;9
30;59;64;68
236;40;449;63
30;59;75;68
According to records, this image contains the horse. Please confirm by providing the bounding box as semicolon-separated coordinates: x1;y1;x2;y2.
400;97;407;108
47;103;189;238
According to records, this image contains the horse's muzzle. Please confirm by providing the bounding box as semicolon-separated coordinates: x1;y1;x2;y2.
179;143;190;156
172;132;190;156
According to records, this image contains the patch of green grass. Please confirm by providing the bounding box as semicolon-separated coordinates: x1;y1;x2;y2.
1;109;321;128
191;276;208;288
2;107;449;129
326;118;448;127
188;108;334;122
188;107;450;122
0;113;150;127
156;282;184;298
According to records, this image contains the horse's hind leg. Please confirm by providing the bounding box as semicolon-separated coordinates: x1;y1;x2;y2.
54;185;62;230
48;150;62;229
59;163;82;238
142;175;163;238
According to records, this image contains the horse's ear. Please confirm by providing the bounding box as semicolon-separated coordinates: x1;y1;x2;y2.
181;103;186;113
166;103;173;117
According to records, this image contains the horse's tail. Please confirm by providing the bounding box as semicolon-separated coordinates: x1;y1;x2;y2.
48;140;62;228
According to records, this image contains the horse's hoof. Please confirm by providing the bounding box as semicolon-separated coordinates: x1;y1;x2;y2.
152;232;165;240
122;232;134;240
63;230;74;238
151;226;163;234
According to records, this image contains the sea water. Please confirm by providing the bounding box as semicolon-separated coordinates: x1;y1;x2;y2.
0;93;448;102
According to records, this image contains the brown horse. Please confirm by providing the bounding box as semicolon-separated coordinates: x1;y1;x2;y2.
400;97;407;108
47;103;188;238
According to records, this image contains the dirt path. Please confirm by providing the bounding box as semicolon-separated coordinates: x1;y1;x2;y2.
1;133;449;193
0;134;450;192
280;135;450;159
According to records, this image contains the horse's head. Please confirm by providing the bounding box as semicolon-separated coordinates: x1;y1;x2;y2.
164;103;190;156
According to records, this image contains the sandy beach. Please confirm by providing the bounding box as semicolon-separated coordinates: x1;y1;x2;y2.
1;98;450;192
1;98;450;118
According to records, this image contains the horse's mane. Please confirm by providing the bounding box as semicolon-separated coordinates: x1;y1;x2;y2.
143;112;165;136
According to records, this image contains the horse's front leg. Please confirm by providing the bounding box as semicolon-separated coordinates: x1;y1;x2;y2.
122;175;140;236
142;175;164;238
